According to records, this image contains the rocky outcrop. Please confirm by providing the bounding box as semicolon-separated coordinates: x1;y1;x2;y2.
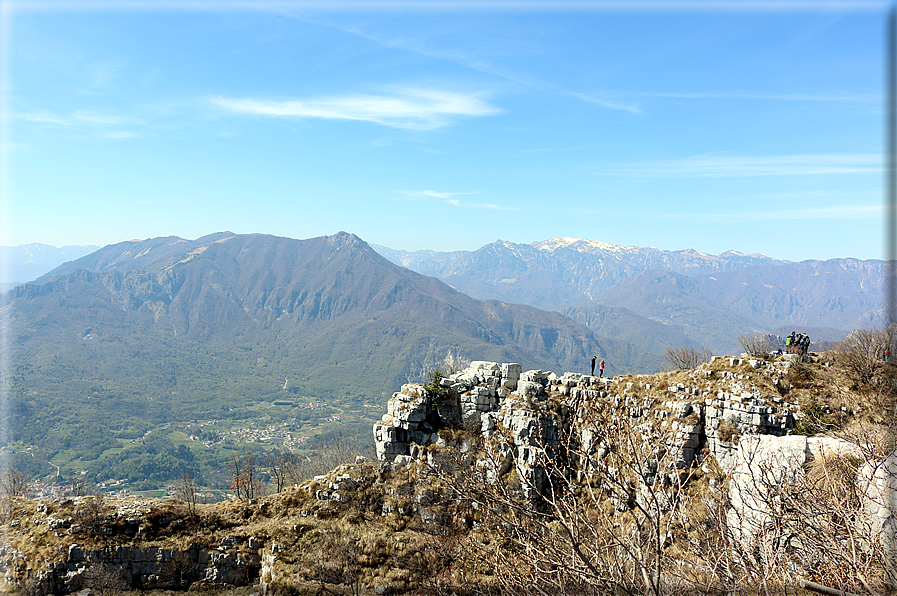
18;541;262;596
858;449;897;560
726;434;814;545
0;497;274;596
371;358;894;576
373;359;798;498
374;362;523;462
726;433;896;562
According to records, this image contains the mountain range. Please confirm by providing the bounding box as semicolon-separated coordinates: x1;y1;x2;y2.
5;233;654;466
373;238;883;353
4;231;881;487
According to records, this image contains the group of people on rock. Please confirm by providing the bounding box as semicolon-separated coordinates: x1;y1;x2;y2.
785;331;811;356
590;356;605;377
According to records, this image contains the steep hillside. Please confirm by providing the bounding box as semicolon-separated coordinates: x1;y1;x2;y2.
560;300;698;354
4;232;659;489
19;232;657;387
596;269;765;353
692;258;884;329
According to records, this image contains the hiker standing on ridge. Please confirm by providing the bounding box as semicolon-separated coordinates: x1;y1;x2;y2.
599;359;605;378
591;356;597;376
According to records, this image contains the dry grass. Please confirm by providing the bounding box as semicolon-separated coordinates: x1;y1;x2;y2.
3;353;894;596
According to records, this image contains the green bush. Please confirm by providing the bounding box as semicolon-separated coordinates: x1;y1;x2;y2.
423;370;451;405
792;396;830;436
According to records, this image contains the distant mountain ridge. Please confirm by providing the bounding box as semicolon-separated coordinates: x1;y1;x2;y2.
0;243;100;287
372;238;790;309
6;231;875;487
373;238;882;354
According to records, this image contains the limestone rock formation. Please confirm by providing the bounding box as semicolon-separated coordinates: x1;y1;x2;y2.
374;362;522;462
4;354;894;596
726;432;896;565
373;358;799;499
858;450;897;560
0;498;269;595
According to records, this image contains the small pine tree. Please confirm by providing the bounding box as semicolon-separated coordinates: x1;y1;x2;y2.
423;370;451;405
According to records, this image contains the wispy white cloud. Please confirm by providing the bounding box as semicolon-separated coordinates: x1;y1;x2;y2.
19;109;142;132
209;88;501;130
399;189;482;199
71;110;139;125
446;198;503;209
567;91;641;113
398;189;511;210
607;153;880;178
21;112;69;125
314;19;643;115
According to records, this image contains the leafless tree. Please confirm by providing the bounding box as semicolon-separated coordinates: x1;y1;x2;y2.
441;400;708;595
176;471;198;516
663;346;712;371
74;493;106;537
82;562;130;596
436;385;897;595
0;466;29;497
265;449;297;493
284;434;375;484
68;474;88;497
835;327;892;387
441;350;470;375
308;526;362;596
723;429;896;595
229;451;262;499
739;333;771;359
404;346;471;383
160;549;196;589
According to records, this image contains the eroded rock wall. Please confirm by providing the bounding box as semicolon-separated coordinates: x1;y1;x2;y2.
373;359;798;490
17;541;262;596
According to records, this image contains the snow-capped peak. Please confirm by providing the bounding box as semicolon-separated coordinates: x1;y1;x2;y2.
533;237;636;253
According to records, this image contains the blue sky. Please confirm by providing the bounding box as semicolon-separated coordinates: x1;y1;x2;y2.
0;1;888;261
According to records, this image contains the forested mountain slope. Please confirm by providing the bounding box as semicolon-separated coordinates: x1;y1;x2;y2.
4;232;657;487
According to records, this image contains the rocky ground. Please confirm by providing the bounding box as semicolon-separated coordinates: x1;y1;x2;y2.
1;351;894;595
